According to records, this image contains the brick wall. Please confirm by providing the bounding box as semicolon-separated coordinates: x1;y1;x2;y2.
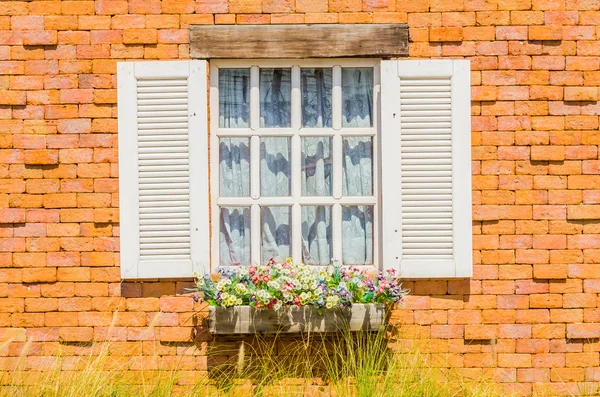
0;0;599;394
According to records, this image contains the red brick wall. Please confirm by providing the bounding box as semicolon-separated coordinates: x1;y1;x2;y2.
1;0;599;394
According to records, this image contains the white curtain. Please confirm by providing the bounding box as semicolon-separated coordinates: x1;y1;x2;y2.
260;68;291;128
261;206;291;263
219;138;250;197
219;138;250;266
300;137;333;265
218;67;373;266
342;68;373;127
301;68;332;128
342;136;373;264
219;69;249;128
301;206;332;265
260;138;291;262
219;207;251;266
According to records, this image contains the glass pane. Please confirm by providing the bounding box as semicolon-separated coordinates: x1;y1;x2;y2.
219;137;250;197
260;68;291;128
219;69;250;128
342;136;373;196
260;137;291;197
220;207;251;266
301;137;332;196
342;68;373;127
342;206;373;265
302;206;332;266
301;68;332;128
261;206;291;263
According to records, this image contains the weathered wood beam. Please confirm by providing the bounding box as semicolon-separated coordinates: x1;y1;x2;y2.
190;24;408;59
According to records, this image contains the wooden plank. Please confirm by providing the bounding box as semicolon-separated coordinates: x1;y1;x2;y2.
208;304;386;334
190;24;408;59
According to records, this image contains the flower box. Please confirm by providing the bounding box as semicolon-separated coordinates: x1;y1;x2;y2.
208;303;386;334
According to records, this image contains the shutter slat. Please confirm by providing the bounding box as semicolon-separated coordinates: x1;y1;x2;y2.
138;122;188;130
137;79;188;87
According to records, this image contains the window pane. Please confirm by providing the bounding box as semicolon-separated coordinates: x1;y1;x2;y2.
343;136;373;196
260;137;291;197
342;206;373;265
220;207;251;266
342;68;373;127
219;69;250;128
261;206;291;263
219;137;250;197
302;206;332;265
301;68;332;128
260;68;291;128
301;137;332;196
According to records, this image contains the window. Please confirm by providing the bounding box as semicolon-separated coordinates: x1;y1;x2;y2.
210;60;380;268
117;59;472;279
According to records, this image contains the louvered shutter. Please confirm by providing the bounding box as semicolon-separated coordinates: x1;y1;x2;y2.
118;61;209;279
380;60;472;278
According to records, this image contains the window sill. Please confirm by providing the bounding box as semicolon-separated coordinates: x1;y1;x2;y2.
208;303;386;335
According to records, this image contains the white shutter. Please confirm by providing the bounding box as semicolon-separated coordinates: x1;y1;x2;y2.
380;60;472;278
118;61;209;279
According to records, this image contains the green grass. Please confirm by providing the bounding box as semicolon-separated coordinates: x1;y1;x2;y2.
0;328;565;397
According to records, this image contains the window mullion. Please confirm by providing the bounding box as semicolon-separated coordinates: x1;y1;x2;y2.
333;134;342;200
250;65;259;130
250;65;260;265
291;65;302;263
291;65;301;129
332;66;343;265
332;65;342;130
251;203;261;265
333;203;342;264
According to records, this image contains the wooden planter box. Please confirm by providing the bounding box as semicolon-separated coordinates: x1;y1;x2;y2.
208;303;386;334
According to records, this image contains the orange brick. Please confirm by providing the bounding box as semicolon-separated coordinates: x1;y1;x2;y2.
22;31;57;46
22;268;57;283
123;29;158;45
23;150;58;165
566;353;598;368
531;146;565;161
159;327;191;342
196;0;228;13
564;87;598;102
529;26;563;40
429;27;463;42
566;323;600;339
59;327;93;342
229;0;261;13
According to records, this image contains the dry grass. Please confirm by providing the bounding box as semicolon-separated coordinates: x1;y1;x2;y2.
0;326;575;397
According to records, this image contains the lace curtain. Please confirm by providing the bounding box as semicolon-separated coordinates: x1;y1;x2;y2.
219;67;373;266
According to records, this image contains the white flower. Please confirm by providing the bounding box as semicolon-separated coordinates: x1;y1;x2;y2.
256;289;271;302
325;295;339;309
235;283;248;294
216;279;232;291
267;280;281;290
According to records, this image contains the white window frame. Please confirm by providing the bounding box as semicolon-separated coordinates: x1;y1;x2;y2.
209;59;381;271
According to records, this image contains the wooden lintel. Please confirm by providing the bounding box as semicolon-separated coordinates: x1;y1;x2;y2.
190;24;408;59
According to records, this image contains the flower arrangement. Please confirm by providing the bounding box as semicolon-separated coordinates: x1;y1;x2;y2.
192;258;408;312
